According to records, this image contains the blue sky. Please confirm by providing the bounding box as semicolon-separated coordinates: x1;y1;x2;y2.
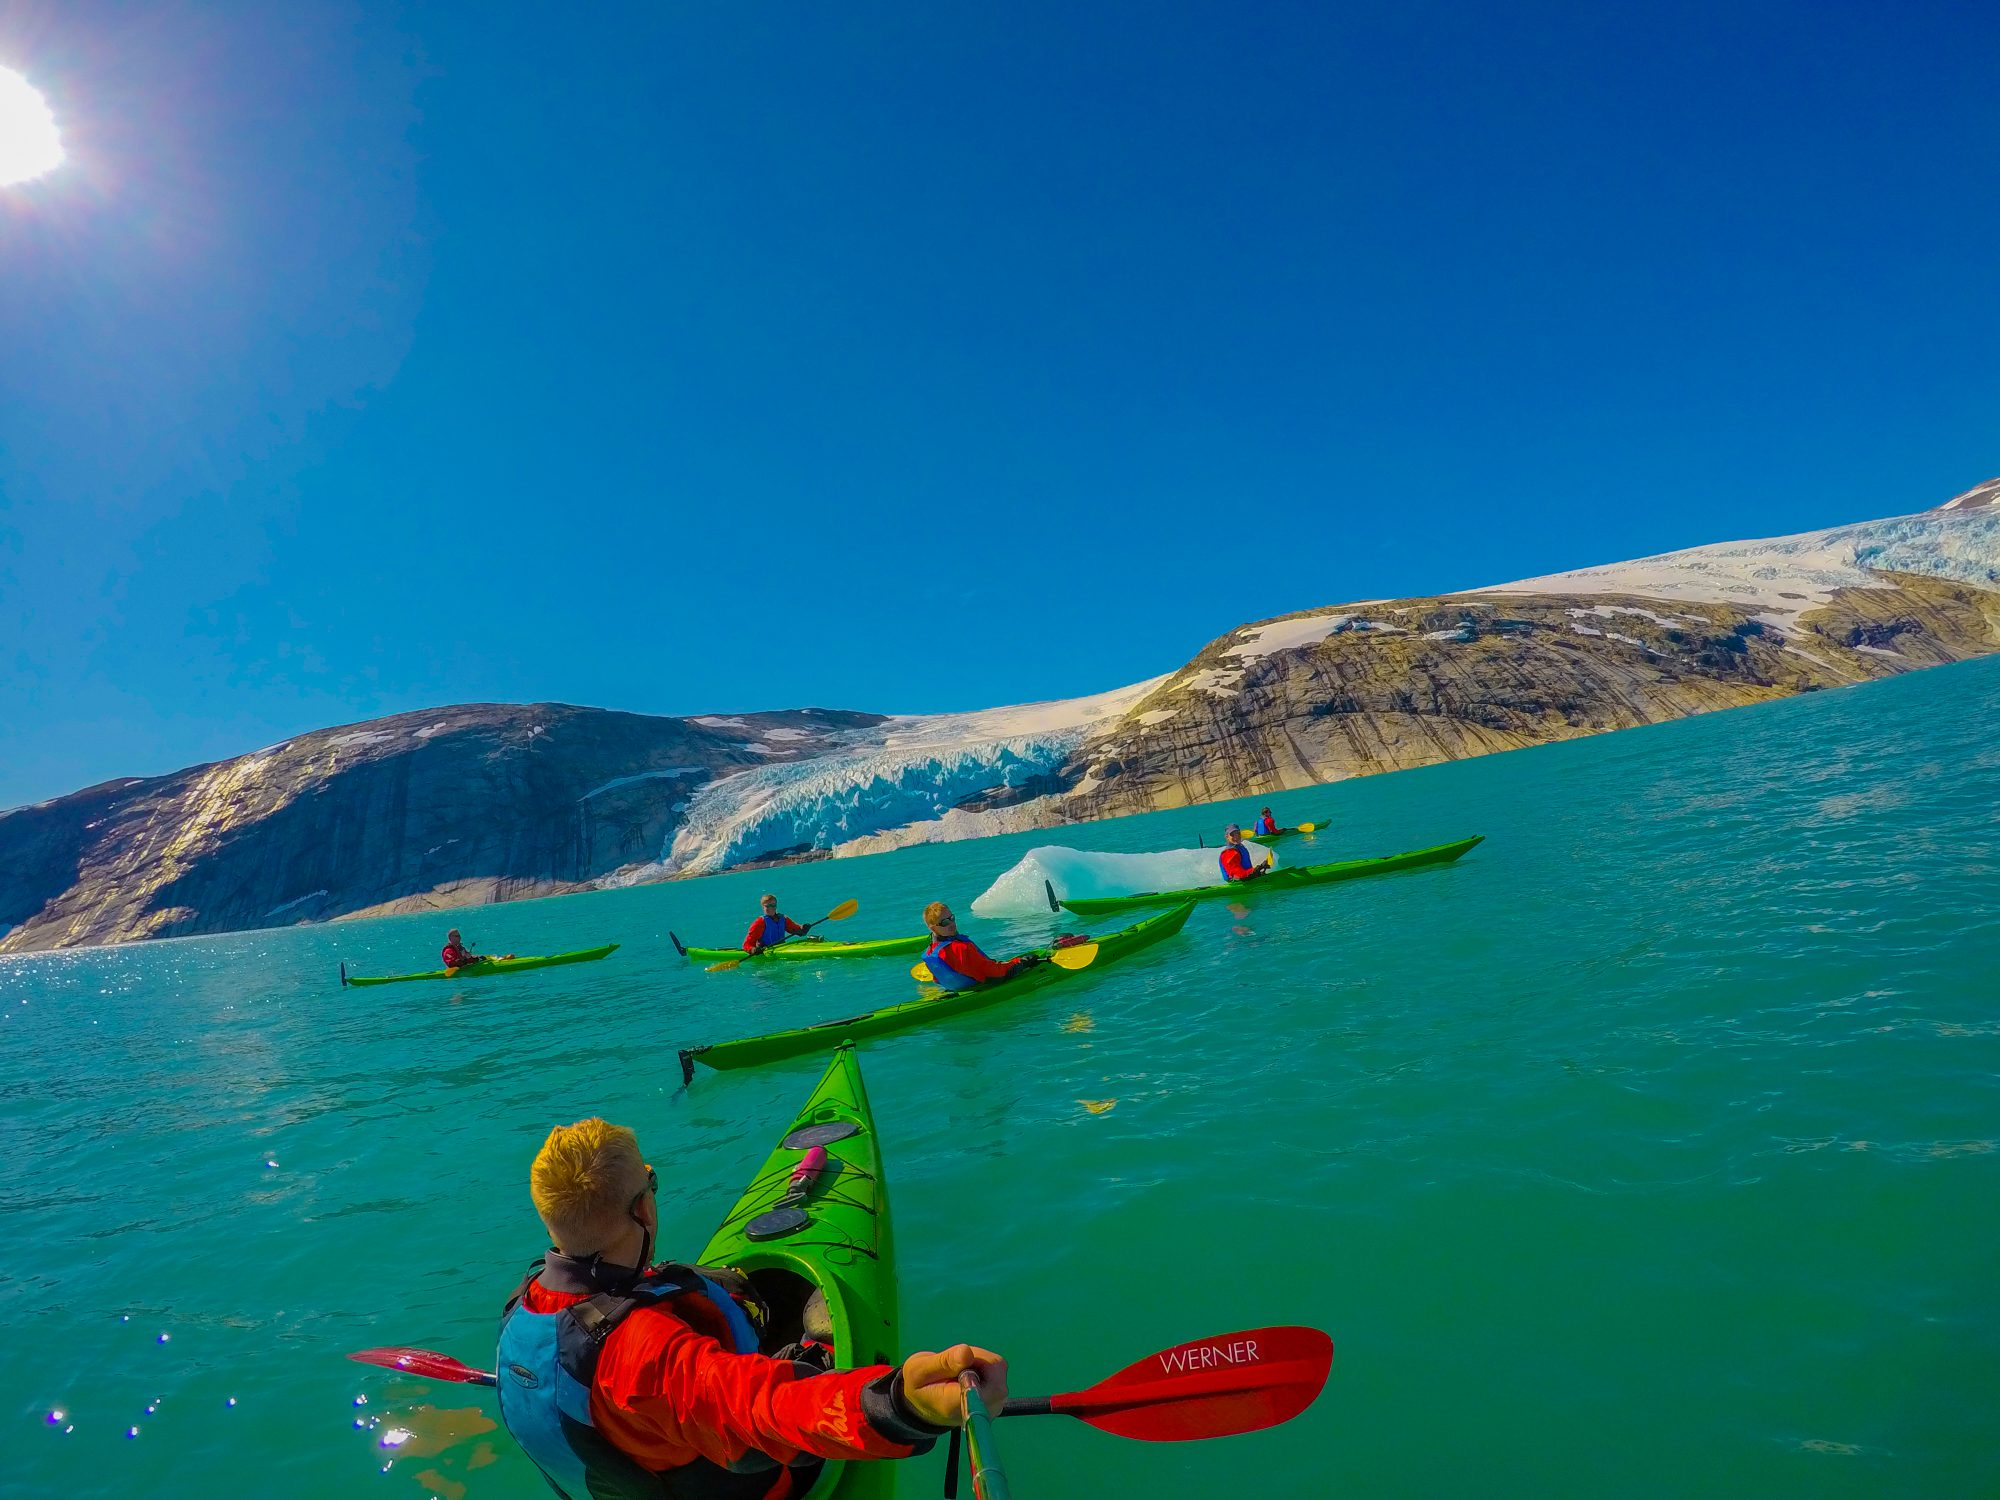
2;0;1995;808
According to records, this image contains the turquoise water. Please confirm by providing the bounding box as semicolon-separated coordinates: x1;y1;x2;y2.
6;657;1998;1500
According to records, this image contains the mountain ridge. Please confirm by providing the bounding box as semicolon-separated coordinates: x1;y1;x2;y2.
5;481;1997;952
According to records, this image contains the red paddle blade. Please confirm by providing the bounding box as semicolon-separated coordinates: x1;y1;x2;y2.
1052;1326;1332;1442
348;1346;497;1386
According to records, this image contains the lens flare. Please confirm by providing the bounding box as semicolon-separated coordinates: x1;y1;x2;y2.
0;65;63;186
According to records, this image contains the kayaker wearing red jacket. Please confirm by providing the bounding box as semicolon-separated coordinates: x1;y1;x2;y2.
441;929;486;968
1218;826;1272;882
496;1118;1007;1500
743;894;809;954
920;902;1042;991
1254;808;1280;836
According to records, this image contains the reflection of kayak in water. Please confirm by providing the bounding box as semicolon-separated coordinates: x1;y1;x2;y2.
696;1042;898;1500
672;933;929;964
338;944;620;987
679;903;1195;1078
1056;836;1486;915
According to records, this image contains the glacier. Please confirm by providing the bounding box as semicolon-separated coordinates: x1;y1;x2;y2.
650;677;1166;876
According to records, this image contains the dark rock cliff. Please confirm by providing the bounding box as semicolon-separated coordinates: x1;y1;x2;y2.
0;702;879;952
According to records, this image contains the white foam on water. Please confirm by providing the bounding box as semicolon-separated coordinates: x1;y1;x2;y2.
970;842;1270;918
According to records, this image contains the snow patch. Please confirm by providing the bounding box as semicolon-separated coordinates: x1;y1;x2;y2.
414;722;452;739
695;716;750;729
1570;605;1704;628
1134;708;1178;726
266;889;328;919
1226;615;1351;659
760;727;812;742
1179;668;1244;697
579;767;707;802
327;731;394;750
1939;479;2000;512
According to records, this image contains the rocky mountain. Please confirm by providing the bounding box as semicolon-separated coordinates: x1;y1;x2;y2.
0;703;882;952
5;481;1997;952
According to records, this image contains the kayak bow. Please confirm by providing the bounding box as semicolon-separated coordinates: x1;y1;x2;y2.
680;903;1194;1078
699;1043;897;1500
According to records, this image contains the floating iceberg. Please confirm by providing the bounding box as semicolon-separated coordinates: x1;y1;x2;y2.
970;842;1270;918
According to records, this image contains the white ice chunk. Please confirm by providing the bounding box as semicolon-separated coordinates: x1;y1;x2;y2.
970;843;1270;918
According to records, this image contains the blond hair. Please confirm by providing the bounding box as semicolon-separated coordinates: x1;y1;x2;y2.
923;901;952;929
530;1118;647;1256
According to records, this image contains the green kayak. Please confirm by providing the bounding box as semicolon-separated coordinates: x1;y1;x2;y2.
698;1043;896;1500
338;944;619;987
1058;835;1485;916
674;933;930;965
680;901;1195;1077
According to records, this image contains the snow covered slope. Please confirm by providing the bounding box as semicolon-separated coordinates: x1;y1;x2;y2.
1470;496;2000;624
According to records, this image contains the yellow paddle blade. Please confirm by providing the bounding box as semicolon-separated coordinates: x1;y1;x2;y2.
1049;942;1099;971
1296;821;1317;833
705;959;745;973
823;899;859;923
910;962;934;982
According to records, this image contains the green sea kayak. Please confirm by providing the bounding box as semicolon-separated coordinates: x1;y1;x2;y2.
1059;835;1486;916
698;1043;895;1500
674;933;930;964
338;944;619;987
680;901;1196;1077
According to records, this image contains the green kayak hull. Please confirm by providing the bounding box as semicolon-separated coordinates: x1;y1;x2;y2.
679;934;930;965
1061;835;1486;915
681;901;1196;1075
340;944;619;987
697;1044;895;1500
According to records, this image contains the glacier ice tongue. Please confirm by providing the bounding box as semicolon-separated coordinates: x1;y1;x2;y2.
970;842;1271;918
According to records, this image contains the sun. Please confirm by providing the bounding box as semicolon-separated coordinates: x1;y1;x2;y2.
0;65;63;187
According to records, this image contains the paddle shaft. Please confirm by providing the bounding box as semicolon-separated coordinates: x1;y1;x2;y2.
960;1374;1011;1500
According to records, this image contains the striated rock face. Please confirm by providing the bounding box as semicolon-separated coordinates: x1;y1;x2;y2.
1048;572;2000;821
7;482;1999;952
0;703;880;953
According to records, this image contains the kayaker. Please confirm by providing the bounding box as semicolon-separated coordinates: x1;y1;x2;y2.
497;1118;1007;1498
1218;825;1272;882
920;902;1043;991
743;894;809;954
441;929;487;968
1254;808;1280;836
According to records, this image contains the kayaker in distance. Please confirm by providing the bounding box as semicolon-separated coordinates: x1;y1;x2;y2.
921;901;1044;990
1254;807;1280;836
743;893;808;954
1218;825;1273;883
497;1119;1006;1496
